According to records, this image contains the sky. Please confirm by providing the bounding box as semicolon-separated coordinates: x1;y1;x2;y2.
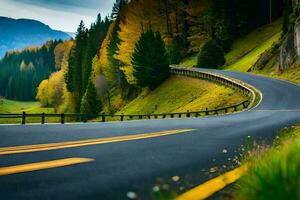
0;0;115;32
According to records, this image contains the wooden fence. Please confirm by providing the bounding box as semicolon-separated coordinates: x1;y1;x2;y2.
0;67;256;125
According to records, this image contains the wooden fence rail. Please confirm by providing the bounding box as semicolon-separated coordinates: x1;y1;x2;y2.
0;67;256;125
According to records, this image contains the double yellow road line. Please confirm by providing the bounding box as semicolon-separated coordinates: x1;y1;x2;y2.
0;129;194;156
0;129;193;176
0;128;244;200
0;158;94;176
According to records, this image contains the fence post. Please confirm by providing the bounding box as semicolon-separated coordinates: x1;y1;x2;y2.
187;110;190;118
41;113;45;124
234;106;238;112
83;115;87;123
205;108;209;116
102;112;106;122
22;112;26;125
61;113;65;124
121;113;124;121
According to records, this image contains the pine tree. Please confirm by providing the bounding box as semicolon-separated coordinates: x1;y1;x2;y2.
197;40;225;69
80;80;102;115
111;0;128;19
65;21;86;112
282;0;293;34
132;30;170;89
167;37;184;64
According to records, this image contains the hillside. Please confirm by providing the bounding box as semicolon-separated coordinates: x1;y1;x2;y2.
118;76;247;115
179;19;282;71
0;16;70;57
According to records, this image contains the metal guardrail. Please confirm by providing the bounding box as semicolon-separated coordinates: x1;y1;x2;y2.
0;67;256;125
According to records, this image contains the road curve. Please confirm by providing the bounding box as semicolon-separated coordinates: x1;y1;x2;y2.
1;69;300;200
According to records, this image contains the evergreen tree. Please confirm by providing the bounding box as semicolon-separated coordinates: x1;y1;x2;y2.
65;21;86;112
132;30;170;89
0;40;61;101
167;36;184;64
65;17;110;113
282;0;293;34
80;80;102;115
197;40;225;69
111;0;128;19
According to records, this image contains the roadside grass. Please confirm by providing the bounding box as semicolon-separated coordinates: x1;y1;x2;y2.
0;98;56;124
235;126;300;200
253;65;300;85
179;55;197;67
118;76;248;115
225;32;281;72
225;19;282;66
179;20;282;71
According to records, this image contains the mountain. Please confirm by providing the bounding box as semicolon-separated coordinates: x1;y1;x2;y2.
0;16;71;57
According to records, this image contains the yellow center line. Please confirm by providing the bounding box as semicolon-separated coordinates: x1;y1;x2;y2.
0;129;194;155
176;165;247;200
0;157;94;176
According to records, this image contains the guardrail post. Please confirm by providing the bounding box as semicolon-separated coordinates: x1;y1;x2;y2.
22;112;26;125
61;113;65;124
205;108;209;116
170;114;174;118
178;113;182;118
41;113;45;124
187;110;190;118
83;115;87;123
155;115;158;119
139;115;142;119
102;112;106;122
121;113;124;121
234;106;238;112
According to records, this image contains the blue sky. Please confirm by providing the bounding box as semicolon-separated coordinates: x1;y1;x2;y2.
0;0;115;32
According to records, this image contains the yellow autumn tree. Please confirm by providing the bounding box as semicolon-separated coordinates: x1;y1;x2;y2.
115;0;168;84
36;80;49;107
36;40;74;112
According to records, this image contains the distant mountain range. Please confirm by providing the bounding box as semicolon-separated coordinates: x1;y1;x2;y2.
0;16;71;57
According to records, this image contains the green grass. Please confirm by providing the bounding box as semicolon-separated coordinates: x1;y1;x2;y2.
179;55;198;67
118;76;247;115
225;32;281;72
225;19;282;66
179;20;282;71
0;98;54;114
235;125;300;200
253;64;300;84
0;98;55;124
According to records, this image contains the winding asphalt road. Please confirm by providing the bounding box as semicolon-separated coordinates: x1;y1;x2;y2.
1;69;300;200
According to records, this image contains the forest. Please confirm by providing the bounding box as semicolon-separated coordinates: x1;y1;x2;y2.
0;0;286;114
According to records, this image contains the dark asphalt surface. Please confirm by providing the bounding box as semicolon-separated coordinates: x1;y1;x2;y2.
1;69;300;200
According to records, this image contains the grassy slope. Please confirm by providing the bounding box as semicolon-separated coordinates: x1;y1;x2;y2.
118;76;247;115
0;98;54;114
235;125;300;200
0;98;55;124
179;20;282;71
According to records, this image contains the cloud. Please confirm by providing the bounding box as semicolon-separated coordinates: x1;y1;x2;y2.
0;0;114;32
